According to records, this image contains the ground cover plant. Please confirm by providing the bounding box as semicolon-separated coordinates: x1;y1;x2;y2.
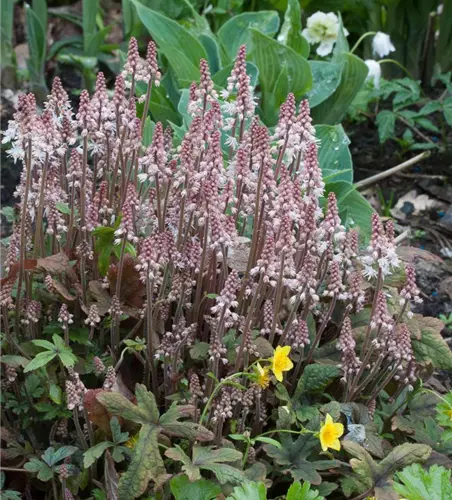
1;12;452;500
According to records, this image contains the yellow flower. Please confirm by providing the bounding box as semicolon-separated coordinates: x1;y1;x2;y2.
271;346;294;382
448;408;452;421
255;363;271;389
319;413;344;452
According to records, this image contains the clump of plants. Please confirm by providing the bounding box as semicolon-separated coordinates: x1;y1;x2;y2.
1;38;452;500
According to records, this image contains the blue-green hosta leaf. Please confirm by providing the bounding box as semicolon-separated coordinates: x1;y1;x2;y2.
307;62;342;108
218;11;280;62
277;0;309;57
315;124;352;184
213;62;259;89
199;34;221;75
312;53;368;125
25;3;46;84
325;182;374;242
130;0;206;86
250;29;312;99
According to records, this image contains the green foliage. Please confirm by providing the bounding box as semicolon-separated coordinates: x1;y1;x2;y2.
342;441;432;498
226;481;267;500
25;0;48;93
166;445;244;484
263;433;338;485
83;417;130;468
97;385;214;497
24;446;78;482
24;335;77;372
393;464;452;500
170;475;222;500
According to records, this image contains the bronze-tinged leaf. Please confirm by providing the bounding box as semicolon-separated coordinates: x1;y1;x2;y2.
87;280;112;315
0;260;37;285
105;449;119;500
84;389;113;433
108;254;145;308
52;280;76;301
118;424;170;498
377;443;432;480
37;252;71;274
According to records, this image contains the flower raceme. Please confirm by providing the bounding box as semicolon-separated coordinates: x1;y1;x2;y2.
319;413;344;452
1;37;423;441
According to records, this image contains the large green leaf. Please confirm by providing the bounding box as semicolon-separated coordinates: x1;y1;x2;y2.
251;29;311;98
412;328;452;371
25;3;46;86
97;389;153;425
316;124;353;184
118;424;167;498
278;0;309;57
394;464;452;500
325;182;374;242
23;351;56;372
170;475;221;500
130;0;206;86
218;11;280;61
226;481;267;500
311;53;368;125
295;364;341;396
213;62;259;89
307;62;342;108
1;0;16;66
82;0;99;55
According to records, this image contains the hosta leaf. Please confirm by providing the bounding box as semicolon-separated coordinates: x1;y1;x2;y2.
226;481;267;500
23;351;56;372
130;0;206;85
118;424;168;498
218;11;280;61
326;182;374;242
393;463;452;500
213;62;259;89
312;53;368;125
278;0;309;57
250;29;312;99
307;62;342;108
84;442;113;468
170;475;221;500
316;124;353;184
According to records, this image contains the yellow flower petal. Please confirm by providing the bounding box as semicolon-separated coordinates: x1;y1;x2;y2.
329;438;341;451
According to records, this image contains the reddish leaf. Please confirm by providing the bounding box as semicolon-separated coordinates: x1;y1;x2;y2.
84;389;114;434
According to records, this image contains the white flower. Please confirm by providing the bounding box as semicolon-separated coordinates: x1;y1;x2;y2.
302;11;348;56
372;32;395;58
365;60;381;88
